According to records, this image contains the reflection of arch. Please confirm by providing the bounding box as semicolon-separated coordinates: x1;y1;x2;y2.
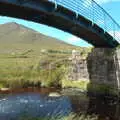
0;0;119;47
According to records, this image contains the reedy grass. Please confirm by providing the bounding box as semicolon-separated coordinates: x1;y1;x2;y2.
0;53;67;89
18;113;98;120
62;79;90;91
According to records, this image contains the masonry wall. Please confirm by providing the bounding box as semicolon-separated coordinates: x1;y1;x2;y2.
68;48;120;90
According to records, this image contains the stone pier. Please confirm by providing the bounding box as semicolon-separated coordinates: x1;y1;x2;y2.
68;48;120;94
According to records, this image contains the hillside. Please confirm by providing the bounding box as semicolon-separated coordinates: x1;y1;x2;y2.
0;22;79;53
0;22;92;89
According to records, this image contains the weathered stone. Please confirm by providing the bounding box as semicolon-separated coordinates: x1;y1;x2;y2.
48;92;61;97
68;50;89;81
87;48;120;90
68;48;120;92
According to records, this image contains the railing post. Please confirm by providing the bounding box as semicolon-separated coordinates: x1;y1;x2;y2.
103;11;107;33
91;0;94;26
75;0;78;19
54;0;57;9
113;23;116;40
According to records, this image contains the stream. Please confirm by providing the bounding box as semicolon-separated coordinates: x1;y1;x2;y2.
0;87;119;120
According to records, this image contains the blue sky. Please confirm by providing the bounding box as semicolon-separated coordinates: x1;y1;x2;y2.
0;0;120;47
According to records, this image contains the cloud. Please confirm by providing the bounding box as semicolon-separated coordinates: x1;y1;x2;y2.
67;36;80;43
66;36;92;47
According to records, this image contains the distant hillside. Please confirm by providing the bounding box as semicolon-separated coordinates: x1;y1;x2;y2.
0;22;75;48
0;22;92;56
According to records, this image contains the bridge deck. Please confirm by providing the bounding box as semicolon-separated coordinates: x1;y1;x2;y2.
0;0;119;47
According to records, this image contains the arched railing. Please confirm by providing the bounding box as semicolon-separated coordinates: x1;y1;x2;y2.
49;0;120;43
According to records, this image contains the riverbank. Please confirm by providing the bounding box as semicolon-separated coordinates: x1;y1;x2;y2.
0;78;119;97
0;48;120;97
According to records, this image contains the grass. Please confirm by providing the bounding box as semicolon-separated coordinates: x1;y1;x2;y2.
18;113;98;120
0;22;92;89
0;51;69;89
0;50;117;96
0;51;117;96
0;22;92;87
62;79;118;95
62;79;90;91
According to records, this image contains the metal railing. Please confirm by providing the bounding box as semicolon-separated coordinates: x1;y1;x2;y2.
49;0;120;43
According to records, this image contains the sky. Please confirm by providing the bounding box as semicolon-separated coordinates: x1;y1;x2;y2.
0;0;120;47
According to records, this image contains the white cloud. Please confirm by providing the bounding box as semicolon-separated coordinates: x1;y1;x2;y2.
66;36;92;47
67;36;80;43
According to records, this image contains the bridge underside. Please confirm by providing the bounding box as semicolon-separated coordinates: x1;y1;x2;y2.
0;0;119;47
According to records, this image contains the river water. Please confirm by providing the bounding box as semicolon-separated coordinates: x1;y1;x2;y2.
0;87;119;120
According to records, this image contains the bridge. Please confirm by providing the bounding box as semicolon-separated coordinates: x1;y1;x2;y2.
0;0;120;47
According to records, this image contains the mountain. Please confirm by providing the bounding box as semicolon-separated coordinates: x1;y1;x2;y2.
0;22;75;48
0;22;90;57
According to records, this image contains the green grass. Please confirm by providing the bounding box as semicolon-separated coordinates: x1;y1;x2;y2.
61;79;118;95
0;51;117;96
0;52;68;88
62;79;90;91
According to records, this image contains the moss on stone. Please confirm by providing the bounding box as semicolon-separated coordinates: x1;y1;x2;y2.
62;79;119;95
87;82;118;95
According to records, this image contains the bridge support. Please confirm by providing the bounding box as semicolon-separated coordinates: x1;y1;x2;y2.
66;48;120;119
87;48;120;95
68;48;120;95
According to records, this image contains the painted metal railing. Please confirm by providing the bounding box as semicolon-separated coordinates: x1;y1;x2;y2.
49;0;120;43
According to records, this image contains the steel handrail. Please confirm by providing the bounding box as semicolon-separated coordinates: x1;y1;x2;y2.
49;0;120;43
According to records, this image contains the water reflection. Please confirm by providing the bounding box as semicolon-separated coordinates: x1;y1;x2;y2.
87;94;120;120
0;91;72;120
63;89;120;120
0;88;119;120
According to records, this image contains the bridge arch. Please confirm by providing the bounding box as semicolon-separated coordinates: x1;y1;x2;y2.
0;0;119;47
